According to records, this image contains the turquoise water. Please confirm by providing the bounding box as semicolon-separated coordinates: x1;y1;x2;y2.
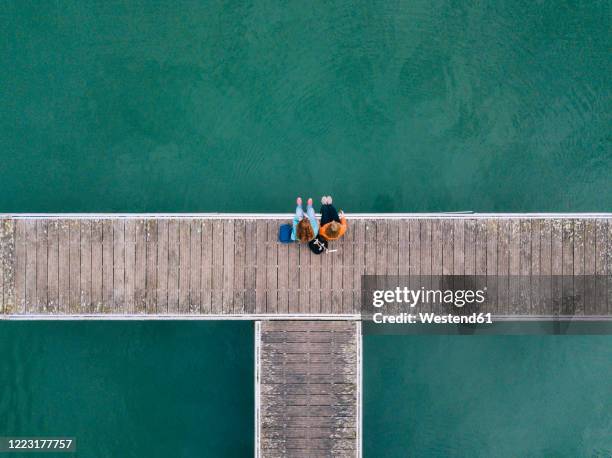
1;1;610;213
364;335;612;457
0;322;253;457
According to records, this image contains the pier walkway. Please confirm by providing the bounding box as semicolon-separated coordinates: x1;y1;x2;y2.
256;320;360;457
1;214;610;318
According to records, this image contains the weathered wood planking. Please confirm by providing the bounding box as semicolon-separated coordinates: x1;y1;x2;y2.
0;219;16;313
2;216;611;316
258;321;359;457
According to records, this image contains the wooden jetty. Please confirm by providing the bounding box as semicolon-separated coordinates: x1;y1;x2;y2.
1;214;610;318
1;213;611;457
256;321;360;457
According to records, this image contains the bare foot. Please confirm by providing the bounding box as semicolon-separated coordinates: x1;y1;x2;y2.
307;197;313;206
296;197;302;206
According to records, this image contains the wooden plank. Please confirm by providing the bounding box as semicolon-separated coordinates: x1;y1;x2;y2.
583;219;596;315
233;219;246;314
157;219;169;313
146;219;158;314
57;220;69;314
244;220;256;313
308;239;320;314
540;219;553;315
364;220;376;277
320;225;334;314
2;219;16;313
90;220;103;312
0;221;4;312
473;220;487;278
363;220;377;315
441;219;453;313
112;219;125;313
518;219;531;315
352;220;365;312
254;220;267;314
134;219;147;313
530;219;541;316
331;234;348;315
375;220;387;276
46;220;59;313
594;220;607;315
464;219;476;314
13;220;26;313
35;220;48;311
430;219;443;314
597;218;612;314
508;219;521;315
189;219;201;313
331;229;345;315
607;219;612;315
124;220;136;313
287;231;300;313
200;220;213;313
166;219;180;313
24;220;37;313
573;219;585;316
277;222;289;314
561;219;574;315
223;220;235;314
409;219;421;314
0;221;5;313
387;219;400;300
68;220;80;314
419;219;432;313
441;219;453;276
178;220;190;314
101;220;113;312
551;219;563;316
453;219;465;309
212;219;224;314
79;219;91;313
265;221;277;314
341;218;355;314
496;219;509;315
464;220;476;276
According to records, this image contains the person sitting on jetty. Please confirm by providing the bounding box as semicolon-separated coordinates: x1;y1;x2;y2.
319;196;347;241
292;197;319;243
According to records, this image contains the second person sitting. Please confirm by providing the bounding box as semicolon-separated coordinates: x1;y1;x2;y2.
319;195;347;241
292;197;319;243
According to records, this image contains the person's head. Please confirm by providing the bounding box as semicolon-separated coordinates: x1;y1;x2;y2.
296;218;315;242
326;221;341;239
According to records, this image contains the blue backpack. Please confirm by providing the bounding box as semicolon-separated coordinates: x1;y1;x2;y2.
278;223;293;243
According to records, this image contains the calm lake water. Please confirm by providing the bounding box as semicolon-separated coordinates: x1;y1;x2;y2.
0;322;253;457
364;335;612;457
1;1;610;213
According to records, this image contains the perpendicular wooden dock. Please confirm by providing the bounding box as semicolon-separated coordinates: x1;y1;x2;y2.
256;321;360;457
1;213;611;457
